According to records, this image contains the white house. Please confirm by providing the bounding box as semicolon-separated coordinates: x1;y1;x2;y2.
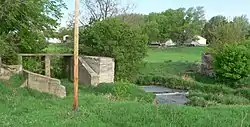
186;35;207;46
164;39;176;46
46;38;62;43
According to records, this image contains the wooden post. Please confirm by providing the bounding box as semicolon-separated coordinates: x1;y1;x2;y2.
18;55;23;65
45;55;51;77
73;0;80;111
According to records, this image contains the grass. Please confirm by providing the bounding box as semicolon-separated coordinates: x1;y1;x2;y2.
145;47;205;63
1;75;250;126
141;47;205;77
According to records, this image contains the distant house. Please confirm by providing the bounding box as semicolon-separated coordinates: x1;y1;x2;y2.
63;35;70;42
46;38;61;43
149;39;176;47
185;35;207;46
164;39;176;46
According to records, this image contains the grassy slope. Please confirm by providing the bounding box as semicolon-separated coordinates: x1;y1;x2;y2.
141;47;205;76
145;47;205;63
1;76;250;127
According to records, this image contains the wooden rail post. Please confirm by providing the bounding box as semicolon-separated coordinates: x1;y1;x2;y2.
18;55;22;65
45;55;51;77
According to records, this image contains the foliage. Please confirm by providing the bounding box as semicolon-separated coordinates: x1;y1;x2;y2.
0;34;19;64
79;18;148;81
144;6;205;44
0;0;66;64
202;15;248;50
213;43;250;82
43;44;73;78
22;57;44;75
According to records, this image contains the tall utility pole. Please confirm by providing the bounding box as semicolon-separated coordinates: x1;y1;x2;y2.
73;0;79;111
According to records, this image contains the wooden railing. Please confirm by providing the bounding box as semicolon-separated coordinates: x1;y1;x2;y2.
18;54;73;77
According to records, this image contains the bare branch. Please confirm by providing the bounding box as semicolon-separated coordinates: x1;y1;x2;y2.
80;0;135;25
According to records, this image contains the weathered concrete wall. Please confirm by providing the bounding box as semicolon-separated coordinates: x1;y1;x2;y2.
0;64;22;80
70;56;115;86
98;57;115;83
22;70;66;98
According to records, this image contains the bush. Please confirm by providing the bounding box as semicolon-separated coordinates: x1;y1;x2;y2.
79;18;148;81
23;57;44;75
213;43;250;82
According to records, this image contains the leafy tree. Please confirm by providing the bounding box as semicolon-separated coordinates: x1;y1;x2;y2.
79;18;148;81
201;15;228;44
147;13;169;42
233;15;250;39
213;43;250;82
145;6;206;44
144;21;160;42
183;6;206;41
0;0;66;63
202;15;246;52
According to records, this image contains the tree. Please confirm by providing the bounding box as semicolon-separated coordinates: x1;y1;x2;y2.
0;0;66;63
144;7;205;45
202;15;246;52
183;6;206;41
213;43;250;82
144;21;160;42
201;15;228;44
79;18;148;81
233;15;249;39
81;0;134;24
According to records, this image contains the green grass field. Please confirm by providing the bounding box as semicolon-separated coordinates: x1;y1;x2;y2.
145;47;205;63
1;75;250;127
141;47;205;76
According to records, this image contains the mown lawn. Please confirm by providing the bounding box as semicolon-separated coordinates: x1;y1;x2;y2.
0;76;250;127
141;47;205;76
145;47;205;63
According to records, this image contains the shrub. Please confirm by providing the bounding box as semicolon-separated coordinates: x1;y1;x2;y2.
22;57;44;75
79;18;148;81
213;43;250;82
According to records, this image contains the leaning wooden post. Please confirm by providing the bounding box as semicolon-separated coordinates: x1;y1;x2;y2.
45;55;51;77
73;0;80;111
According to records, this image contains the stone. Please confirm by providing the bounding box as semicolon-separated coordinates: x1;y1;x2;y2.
201;53;216;77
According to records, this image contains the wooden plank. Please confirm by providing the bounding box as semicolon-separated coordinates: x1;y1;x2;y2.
19;54;73;57
45;55;51;77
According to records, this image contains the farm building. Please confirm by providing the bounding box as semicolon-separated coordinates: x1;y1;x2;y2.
164;39;176;46
185;35;207;46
